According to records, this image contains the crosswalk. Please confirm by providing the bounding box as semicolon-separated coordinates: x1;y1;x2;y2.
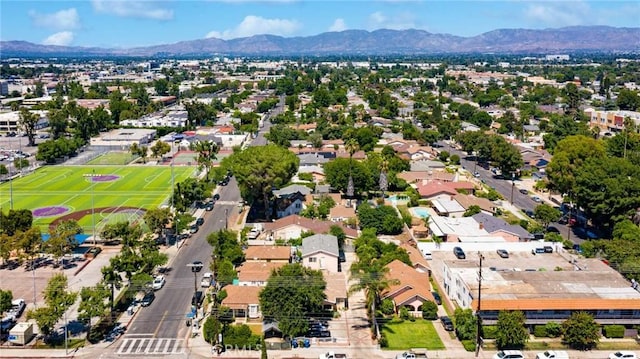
116;336;185;355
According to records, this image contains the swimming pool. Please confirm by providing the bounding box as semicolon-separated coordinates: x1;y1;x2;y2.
411;207;430;219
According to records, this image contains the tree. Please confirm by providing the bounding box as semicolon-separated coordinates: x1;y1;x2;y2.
463;205;481;217
356;202;403;235
421;300;438;320
259;263;326;338
190;140;219;180
19;108;39;146
534;204;562;229
324;157;372;196
349;252;400;338
143;207;172;237
617;89;640;111
547;135;605;195
27;273;76;336
562;311;600;350
222;145;299;220
154;79;170;96
18;227;42;268
0;164;7;176
0;233;16;265
150;141;171;159
14;158;29;171
495;310;529;349
215;259;237;287
44;220;82;265
78;284;109;335
329;225;346;249
207;230;245;267
453;308;477;341
0;289;13;313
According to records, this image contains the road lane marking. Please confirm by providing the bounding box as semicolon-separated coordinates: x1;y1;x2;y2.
153;310;168;337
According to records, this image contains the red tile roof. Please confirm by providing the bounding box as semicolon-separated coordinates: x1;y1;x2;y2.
221;286;262;309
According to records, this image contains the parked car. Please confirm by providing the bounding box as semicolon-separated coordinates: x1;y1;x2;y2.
532;195;542;203
440;316;454;331
497;249;509;258
610;352;637;359
494;350;525;359
201;272;213;288
213;194;220;201
525;209;535;218
192;291;204;307
536;350;569;359
205;202;214;211
519;188;528;195
432;291;442;305
191;261;203;272
151;275;165;290
8;298;25;318
195;217;204;226
453;246;466;259
547;226;560;234
140;292;155;307
189;224;199;234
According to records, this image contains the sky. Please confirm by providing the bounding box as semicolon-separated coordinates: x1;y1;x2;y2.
1;0;639;48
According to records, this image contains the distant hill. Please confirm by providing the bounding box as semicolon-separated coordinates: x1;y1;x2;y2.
1;26;639;57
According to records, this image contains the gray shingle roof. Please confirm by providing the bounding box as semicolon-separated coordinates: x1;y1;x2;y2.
472;212;533;239
301;234;339;257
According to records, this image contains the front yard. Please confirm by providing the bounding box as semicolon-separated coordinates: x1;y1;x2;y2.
381;320;445;350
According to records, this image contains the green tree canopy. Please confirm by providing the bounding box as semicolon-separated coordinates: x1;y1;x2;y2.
547;135;606;195
495;310;529;349
222;145;299;219
259;263;326;337
561;311;600;350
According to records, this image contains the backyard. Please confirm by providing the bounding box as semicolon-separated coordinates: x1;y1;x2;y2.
0;165;195;233
381;320;445;350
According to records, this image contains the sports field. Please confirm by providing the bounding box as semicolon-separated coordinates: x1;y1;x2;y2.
0;165;195;234
86;151;136;165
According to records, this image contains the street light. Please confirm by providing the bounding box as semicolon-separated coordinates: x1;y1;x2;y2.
91;169;96;244
510;173;516;204
187;262;203;293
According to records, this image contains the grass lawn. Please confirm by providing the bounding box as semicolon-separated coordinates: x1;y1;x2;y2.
86;151;136;165
382;320;445;350
0;165;195;233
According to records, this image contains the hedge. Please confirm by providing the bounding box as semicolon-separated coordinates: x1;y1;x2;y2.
533;325;547;337
482;326;498;339
461;340;476;352
603;325;625;338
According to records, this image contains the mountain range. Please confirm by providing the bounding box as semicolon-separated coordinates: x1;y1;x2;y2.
1;26;639;57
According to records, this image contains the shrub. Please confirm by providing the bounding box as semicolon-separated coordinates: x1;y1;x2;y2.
378;333;388;348
482;325;498;339
603;325;625;338
461;339;476;352
399;307;410;320
533;325;547;337
545;322;562;338
380;299;395;316
421;301;438;320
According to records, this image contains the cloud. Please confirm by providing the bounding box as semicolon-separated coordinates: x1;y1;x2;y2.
42;31;74;46
91;0;173;20
206;15;301;39
523;1;590;27
367;11;416;30
328;18;347;32
29;8;80;30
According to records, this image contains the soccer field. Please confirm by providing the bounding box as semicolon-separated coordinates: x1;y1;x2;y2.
0;165;195;233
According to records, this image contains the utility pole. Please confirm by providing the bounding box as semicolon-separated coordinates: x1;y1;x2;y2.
475;253;484;357
510;173;516;205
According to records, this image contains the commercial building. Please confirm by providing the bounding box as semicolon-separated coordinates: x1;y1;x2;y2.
427;246;640;326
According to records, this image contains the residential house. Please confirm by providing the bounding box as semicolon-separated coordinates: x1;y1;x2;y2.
273;185;312;218
244;245;291;263
415;181;476;200
472;213;534;242
301;234;340;273
236;262;285;286
453;194;497;215
428;215;490;242
220;285;262;321
397;170;454;185
410;160;447;172
431;196;466;218
383;260;435;316
263;215;358;241
399;243;431;274
328;204;356;223
324;272;348;311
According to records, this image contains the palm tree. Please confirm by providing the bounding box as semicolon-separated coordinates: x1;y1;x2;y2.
101;265;121;314
379;159;389;199
349;263;399;339
190;140;219;181
345;139;359;200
